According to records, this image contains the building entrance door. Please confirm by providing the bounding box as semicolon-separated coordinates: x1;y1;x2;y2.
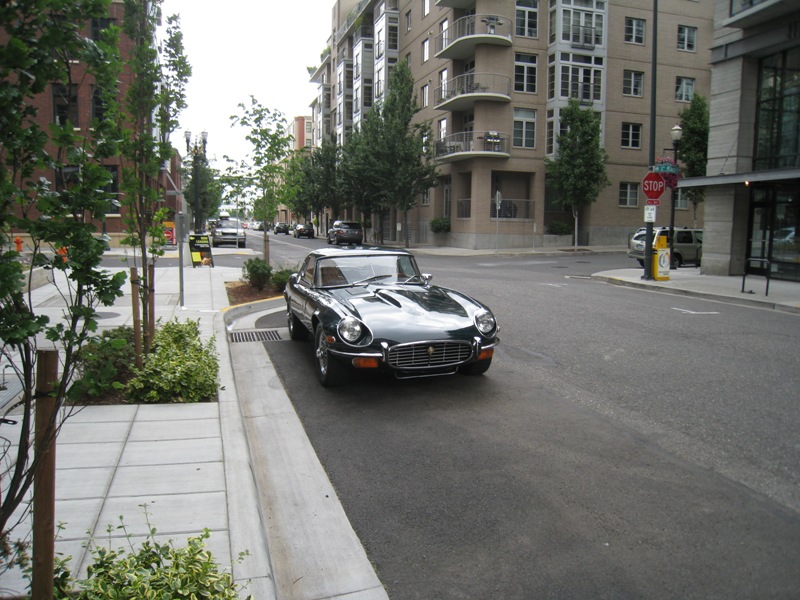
748;185;800;282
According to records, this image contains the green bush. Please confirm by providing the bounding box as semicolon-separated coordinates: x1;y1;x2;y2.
270;267;295;292
430;217;451;233
69;326;135;403
125;319;218;403
547;221;571;235
242;258;271;291
36;515;252;599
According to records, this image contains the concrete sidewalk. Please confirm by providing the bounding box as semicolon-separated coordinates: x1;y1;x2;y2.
1;244;798;598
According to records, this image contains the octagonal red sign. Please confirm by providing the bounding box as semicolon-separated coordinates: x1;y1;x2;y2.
642;172;666;200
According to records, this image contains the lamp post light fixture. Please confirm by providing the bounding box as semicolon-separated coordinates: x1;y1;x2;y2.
669;124;682;269
184;130;208;234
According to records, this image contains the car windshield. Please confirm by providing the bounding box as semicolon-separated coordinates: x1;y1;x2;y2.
316;255;421;287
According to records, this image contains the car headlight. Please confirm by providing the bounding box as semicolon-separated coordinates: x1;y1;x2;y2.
338;316;364;343
474;309;496;335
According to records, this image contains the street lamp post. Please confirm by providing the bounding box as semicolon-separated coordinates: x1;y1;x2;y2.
669;124;682;269
184;130;208;233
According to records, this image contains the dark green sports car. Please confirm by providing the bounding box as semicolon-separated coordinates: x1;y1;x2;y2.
285;247;499;387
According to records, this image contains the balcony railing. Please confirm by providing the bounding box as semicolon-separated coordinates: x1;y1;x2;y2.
434;131;510;162
435;14;512;60
435;73;512;110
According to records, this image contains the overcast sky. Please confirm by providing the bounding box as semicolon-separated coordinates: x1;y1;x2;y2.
158;0;332;166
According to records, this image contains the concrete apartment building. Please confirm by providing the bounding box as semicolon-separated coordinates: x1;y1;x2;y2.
310;0;713;249
680;0;799;282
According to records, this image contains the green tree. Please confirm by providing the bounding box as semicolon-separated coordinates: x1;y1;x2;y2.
229;97;293;263
340;114;383;239
545;98;610;247
183;160;224;227
117;0;190;358
0;0;127;573
679;94;709;225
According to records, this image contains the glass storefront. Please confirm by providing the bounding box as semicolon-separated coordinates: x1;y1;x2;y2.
748;185;800;282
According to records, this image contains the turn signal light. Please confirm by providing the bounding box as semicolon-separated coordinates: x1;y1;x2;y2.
477;348;494;361
352;357;380;369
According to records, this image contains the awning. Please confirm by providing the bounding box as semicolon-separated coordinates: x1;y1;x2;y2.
678;168;800;188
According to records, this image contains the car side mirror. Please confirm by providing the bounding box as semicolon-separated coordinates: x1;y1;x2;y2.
422;273;433;285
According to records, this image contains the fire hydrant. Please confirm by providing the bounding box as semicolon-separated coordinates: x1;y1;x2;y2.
14;236;23;252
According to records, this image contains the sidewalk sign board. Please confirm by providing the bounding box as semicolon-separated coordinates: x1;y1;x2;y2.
188;234;214;268
653;233;670;281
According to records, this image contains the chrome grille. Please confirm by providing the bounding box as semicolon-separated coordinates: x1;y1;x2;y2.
388;340;472;369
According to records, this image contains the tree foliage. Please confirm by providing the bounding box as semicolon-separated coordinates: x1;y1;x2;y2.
545;98;610;246
678;94;709;213
0;0;127;571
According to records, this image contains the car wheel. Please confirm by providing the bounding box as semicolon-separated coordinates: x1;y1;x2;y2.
314;324;348;387
637;259;644;267
238;240;246;248
327;235;332;245
673;253;683;268
287;307;307;341
459;357;492;376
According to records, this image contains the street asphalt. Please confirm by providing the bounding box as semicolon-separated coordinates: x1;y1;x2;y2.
0;243;797;598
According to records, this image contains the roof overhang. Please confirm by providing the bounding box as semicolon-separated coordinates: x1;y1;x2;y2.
678;168;800;188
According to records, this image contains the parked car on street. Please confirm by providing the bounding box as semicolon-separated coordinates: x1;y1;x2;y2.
327;220;364;245
285;247;499;386
293;223;315;238
211;216;246;248
252;221;264;231
628;227;703;268
274;222;290;235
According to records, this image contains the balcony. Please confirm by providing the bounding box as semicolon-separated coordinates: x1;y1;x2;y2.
435;15;512;61
435;73;511;112
726;0;796;28
434;131;510;163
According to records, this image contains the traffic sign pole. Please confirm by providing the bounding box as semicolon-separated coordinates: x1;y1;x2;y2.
641;172;666;280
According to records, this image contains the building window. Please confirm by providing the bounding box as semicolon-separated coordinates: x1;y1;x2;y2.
422;0;429;17
675;188;688;210
514;53;537;93
376;68;384;99
103;165;120;214
677;25;696;52
623;70;644;97
406;10;412;31
546;109;555;154
515;0;538;38
388;19;399;51
438;117;447;140
421;83;429;107
560;54;602;102
421;38;429;62
621;123;641;149
439;67;448;100
364;79;373;107
624;17;645;45
421;188;430;206
513;108;536;148
618;182;639;207
675;77;695;102
755;47;800;170
53;84;78;127
92;87;106;123
562;8;603;47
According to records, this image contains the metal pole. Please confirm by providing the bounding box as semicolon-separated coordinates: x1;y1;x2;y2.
177;211;185;308
669;138;679;269
495;190;501;253
193;154;200;233
643;0;658;281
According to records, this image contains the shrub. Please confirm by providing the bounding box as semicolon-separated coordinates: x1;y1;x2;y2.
270;267;295;292
242;258;271;291
547;221;571;235
125;319;218;403
69;326;135;403
430;217;451;233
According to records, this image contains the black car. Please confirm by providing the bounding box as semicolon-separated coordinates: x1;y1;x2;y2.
285;247;499;386
293;223;314;238
327;220;364;245
274;222;290;234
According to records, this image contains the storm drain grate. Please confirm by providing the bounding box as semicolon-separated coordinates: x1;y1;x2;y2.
229;329;283;343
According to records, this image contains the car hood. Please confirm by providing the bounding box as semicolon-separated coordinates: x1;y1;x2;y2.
329;283;490;342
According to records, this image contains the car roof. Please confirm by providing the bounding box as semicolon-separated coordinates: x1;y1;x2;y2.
333;221;362;227
308;246;413;260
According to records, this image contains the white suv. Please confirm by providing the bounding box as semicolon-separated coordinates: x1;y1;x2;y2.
628;227;703;268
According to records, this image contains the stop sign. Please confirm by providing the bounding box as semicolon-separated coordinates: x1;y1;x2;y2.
642;172;666;200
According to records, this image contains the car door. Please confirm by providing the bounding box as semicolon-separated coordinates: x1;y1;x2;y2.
289;255;316;331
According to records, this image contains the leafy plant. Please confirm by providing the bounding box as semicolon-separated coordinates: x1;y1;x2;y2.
430;217;451;233
69;326;136;403
270;267;295;292
547;221;571;235
125;319;218;403
242;257;272;291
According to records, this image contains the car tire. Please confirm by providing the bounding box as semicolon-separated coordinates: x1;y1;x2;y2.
673;253;683;268
287;307;307;341
636;259;644;267
459;357;492;376
315;324;348;387
327;235;332;245
238;240;246;248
